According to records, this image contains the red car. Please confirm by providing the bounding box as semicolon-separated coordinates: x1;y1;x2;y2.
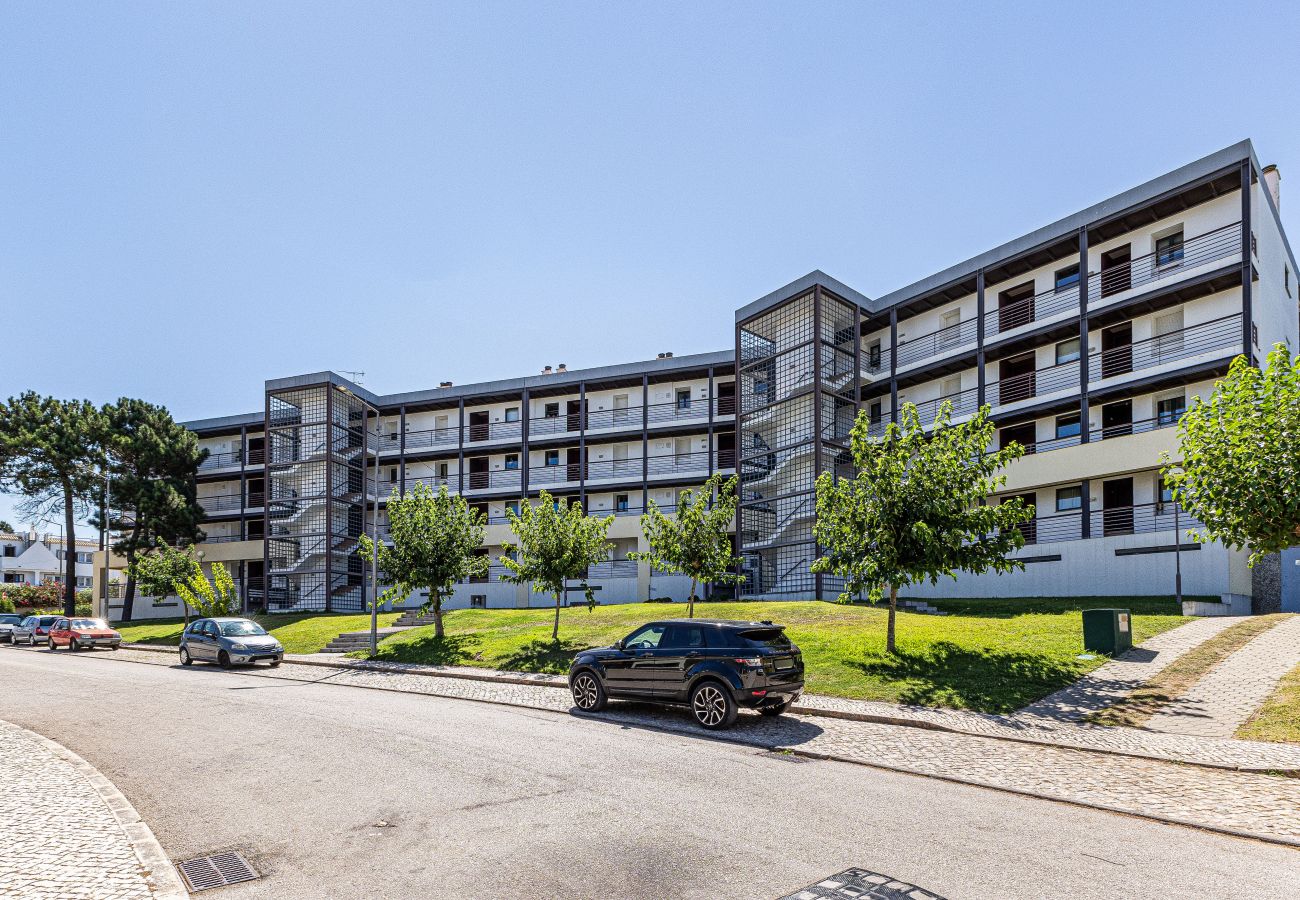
48;617;122;651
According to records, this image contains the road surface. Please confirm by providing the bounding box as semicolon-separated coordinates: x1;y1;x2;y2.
2;645;1296;899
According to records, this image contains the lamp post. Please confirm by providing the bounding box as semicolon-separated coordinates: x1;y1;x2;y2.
1167;466;1184;608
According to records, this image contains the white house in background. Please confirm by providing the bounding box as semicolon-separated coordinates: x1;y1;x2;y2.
1;530;123;591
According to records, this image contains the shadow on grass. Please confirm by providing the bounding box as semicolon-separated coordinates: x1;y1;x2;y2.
498;638;591;675
919;597;1194;619
849;641;1085;713
374;633;482;666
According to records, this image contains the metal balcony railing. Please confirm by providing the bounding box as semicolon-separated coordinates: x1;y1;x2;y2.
895;316;980;368
1002;500;1201;545
198;494;244;512
1088;314;1241;382
465;469;522;491
910;386;981;424
587;559;638;579
987;358;1080;407
198;450;243;471
1090;222;1241;303
985;281;1081;339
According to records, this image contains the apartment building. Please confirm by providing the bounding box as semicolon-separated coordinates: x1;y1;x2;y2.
97;140;1298;618
2;530;121;591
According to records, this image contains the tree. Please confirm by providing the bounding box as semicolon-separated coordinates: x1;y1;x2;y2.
357;482;487;640
0;520;14;534
0;393;105;616
499;491;614;641
175;561;241;619
630;473;745;618
812;402;1033;654
93;398;207;621
1163;344;1300;566
129;542;204;625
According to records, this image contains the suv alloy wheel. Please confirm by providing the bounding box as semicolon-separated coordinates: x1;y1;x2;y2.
571;670;607;711
691;680;738;730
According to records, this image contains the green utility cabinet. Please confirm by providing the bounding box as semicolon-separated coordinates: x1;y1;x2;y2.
1082;608;1133;655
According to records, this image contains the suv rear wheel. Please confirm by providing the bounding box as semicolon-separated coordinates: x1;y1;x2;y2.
691;680;738;730
571;670;607;712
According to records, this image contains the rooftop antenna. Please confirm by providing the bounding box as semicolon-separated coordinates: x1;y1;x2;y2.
339;370;365;385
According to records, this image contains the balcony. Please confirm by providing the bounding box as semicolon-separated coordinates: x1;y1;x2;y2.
466;468;522;491
1090;222;1241;308
987;358;1079;408
1008;500;1201;545
379;427;456;453
895;316;979;369
910;386;980;424
1088;314;1241;384
198;494;244;513
198;450;243;472
587;559;638;579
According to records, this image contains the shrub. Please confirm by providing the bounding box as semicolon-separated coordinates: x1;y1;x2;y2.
0;595;13;613
0;583;63;609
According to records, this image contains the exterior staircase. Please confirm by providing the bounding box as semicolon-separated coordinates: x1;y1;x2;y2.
896;599;947;616
319;627;408;653
392;609;439;628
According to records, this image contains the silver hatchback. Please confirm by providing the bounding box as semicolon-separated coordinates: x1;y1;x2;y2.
179;617;284;669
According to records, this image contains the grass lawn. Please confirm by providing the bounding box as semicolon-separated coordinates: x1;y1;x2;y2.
115;612;403;655
1236;659;1300;744
361;597;1189;713
1087;614;1290;728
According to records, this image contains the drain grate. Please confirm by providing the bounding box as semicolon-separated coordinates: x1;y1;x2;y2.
176;851;259;892
778;868;946;900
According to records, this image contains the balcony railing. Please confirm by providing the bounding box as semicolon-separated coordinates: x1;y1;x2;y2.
587;559;638;579
379;427;457;453
1090;222;1241;304
198;494;244;512
1088;314;1240;383
198;450;243;471
895;316;979;368
987;358;1079;407
910;386;980;423
1006;501;1201;545
465;469;522;491
984;281;1081;340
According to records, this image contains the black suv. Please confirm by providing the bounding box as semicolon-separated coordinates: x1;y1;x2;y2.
568;619;804;729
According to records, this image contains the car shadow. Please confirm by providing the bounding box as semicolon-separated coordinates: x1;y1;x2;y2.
570;699;827;748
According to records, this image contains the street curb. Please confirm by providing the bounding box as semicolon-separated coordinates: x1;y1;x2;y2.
119;642;1300;776
0;718;190;899
95;647;1300;850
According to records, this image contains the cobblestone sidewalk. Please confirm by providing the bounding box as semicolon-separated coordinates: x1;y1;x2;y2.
0;719;187;900
78;646;1300;848
1146;613;1300;738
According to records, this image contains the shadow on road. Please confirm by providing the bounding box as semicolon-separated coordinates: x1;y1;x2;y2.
573;700;827;748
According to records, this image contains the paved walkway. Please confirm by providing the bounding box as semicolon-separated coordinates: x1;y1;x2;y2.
1146;614;1300;737
0;719;186;900
58;645;1300;848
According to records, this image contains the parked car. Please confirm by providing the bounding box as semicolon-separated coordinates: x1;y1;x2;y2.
48;617;121;651
568;619;805;730
11;614;61;646
0;613;24;643
179;617;284;669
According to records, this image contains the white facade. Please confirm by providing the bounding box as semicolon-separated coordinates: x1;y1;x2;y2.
1;531;122;592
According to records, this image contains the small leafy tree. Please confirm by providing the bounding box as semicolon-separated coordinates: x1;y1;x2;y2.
812;402;1033;654
499;491;614;641
0;520;14;533
1163;344;1300;566
175;561;241;619
630;473;744;618
129;542;203;625
357;482;488;640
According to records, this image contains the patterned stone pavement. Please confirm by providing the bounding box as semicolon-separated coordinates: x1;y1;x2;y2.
67;645;1300;847
1146;614;1300;738
0;719;186;900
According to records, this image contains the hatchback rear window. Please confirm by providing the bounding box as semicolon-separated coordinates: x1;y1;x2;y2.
738;628;792;650
0;615;22;625
38;616;60;626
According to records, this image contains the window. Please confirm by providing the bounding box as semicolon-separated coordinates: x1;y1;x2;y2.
1156;394;1186;425
78;551;92;564
941;376;962;398
622;624;666;650
1156;231;1184;267
504;407;520;423
1054;264;1080;291
470;595;487;609
437;462;449;478
545;450;560;467
869;400;883;425
503;454;519;471
1056;486;1083;512
544;402;560;418
505;501;521;517
661;624;710;649
868;340;883;370
676;389;692;411
613;394;630;422
2;545;14;558
939;309;962;347
388;467;398;483
754;379;769;395
3;573;23;583
1153;310;1184;358
75;576;93;589
1055;337;1081;365
1156;476;1175;514
1286;265;1292;298
1055;413;1081;440
615;493;630;512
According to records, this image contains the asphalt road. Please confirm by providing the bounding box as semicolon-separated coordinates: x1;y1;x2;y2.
2;645;1298;900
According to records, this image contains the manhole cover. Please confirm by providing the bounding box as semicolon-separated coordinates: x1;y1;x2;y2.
176;851;259;892
779;868;946;900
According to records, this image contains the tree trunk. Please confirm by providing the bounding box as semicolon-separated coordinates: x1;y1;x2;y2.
887;584;898;655
120;523;142;622
688;577;698;619
552;593;561;641
62;482;76;617
433;596;445;639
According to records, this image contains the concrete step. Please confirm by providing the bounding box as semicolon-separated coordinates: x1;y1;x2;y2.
896;600;948;616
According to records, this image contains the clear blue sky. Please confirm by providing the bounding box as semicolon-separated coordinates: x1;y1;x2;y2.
3;1;1298;534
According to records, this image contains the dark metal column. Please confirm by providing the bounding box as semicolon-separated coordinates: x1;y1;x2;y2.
324;385;333;613
457;398;465;496
1241;161;1254;362
853;303;862;420
976;271;986;408
1078;227;1091;444
398;406;406;495
707;365;715;478
239;424;248;540
1080;478;1091;540
520;387;530;499
889;307;899;422
578;382;587;508
261;388;270;613
641;374;649;513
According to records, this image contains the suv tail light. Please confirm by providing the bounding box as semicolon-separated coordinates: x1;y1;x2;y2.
733;657;762;667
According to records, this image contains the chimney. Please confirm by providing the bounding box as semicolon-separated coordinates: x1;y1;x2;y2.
438;381;453;389
556;363;567;373
1263;164;1281;211
541;365;553;375
656;351;673;359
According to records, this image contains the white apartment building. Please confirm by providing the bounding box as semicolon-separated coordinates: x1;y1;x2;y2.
2;530;121;591
98;140;1299;619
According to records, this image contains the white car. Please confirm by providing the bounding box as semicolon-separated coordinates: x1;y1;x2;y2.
0;613;24;643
